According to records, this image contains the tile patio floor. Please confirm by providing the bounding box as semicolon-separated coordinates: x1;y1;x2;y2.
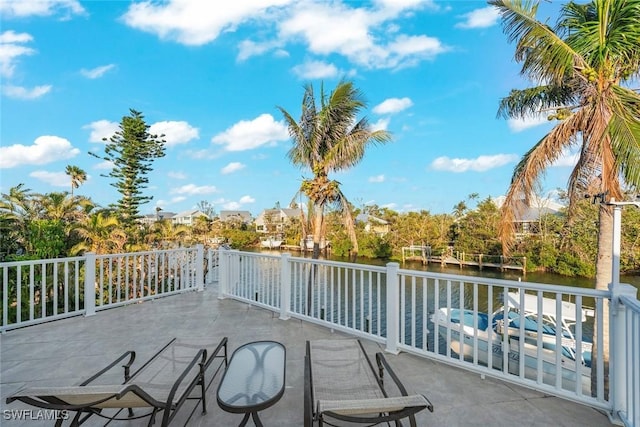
0;284;612;426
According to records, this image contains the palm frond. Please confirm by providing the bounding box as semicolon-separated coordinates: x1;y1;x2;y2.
490;0;587;84
497;84;577;119
499;111;583;251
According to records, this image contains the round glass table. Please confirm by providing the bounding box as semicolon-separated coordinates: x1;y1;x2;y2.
216;341;286;426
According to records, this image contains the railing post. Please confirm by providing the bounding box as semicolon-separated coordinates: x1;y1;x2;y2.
385;262;400;354
84;252;96;317
206;248;214;284
609;282;638;421
196;245;204;291
279;253;291;320
217;248;228;299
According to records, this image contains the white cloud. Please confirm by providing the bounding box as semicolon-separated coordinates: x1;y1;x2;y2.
29;170;70;187
2;84;51;99
371;118;390;131
238;39;284;62
212;113;289;151
456;6;501;29
0;0;85;18
170;184;218;195
551;148;579;167
149;121;199;147
171;196;186;203
83;120;119;143
167;171;187;179
0;30;32;44
223;201;242;210
121;0;294;46
280;2;447;69
0;135;80;169
431;153;519;172
94;160;114;170
369;174;385;183
507;114;549;132
219;195;255;210
80;64;115;79
221;162;246;174
373;97;413;115
84;119;198;146
292;60;338;79
0;29;34;78
121;1;445;70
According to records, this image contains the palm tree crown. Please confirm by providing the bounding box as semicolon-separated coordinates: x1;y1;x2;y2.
65;165;87;197
493;0;640;396
278;79;392;258
493;0;640;251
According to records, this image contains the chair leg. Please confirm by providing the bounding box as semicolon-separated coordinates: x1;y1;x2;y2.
199;371;207;414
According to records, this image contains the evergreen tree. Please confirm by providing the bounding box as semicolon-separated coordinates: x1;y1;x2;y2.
91;109;166;229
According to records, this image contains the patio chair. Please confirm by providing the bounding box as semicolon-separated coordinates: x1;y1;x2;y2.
6;337;228;427
304;339;433;427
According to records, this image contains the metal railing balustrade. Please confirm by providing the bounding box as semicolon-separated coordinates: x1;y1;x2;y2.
1;246;204;331
2;246;638;425
216;249;639;424
617;295;640;427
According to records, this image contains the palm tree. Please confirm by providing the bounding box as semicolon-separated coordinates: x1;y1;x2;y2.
278;79;392;260
0;184;40;254
71;212;126;255
491;0;640;395
65;165;87;197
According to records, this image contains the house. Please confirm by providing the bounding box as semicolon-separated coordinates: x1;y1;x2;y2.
493;195;564;236
171;210;209;226
254;208;302;233
219;210;252;224
138;211;177;226
355;213;390;237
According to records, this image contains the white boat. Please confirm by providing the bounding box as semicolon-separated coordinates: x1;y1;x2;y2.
431;291;593;392
260;236;283;249
301;235;330;251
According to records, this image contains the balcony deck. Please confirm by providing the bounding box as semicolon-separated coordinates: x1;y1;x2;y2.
1;284;611;426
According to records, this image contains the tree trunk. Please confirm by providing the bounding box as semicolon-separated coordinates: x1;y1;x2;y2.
591;203;613;397
307;204;324;314
311;205;324;260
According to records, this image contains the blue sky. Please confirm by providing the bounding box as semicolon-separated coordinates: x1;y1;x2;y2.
0;0;577;216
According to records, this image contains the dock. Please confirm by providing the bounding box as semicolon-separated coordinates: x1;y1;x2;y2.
401;246;526;274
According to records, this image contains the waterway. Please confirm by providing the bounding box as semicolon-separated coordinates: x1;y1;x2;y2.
268;249;640;292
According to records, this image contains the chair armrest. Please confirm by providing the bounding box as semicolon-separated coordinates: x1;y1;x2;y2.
375;353;433;413
80;351;137;386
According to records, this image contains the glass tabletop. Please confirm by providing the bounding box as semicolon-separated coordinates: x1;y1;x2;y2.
217;341;286;409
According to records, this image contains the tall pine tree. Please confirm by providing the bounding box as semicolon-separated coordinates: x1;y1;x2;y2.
92;109;166;229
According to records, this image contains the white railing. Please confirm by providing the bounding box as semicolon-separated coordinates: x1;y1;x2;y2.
615;294;640;427
216;250;640;424
396;269;609;408
2;247;638;424
1;246;204;332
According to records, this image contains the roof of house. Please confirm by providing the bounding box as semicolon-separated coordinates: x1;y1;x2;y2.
173;209;208;218
493;196;564;222
219;210;252;221
356;213;389;225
